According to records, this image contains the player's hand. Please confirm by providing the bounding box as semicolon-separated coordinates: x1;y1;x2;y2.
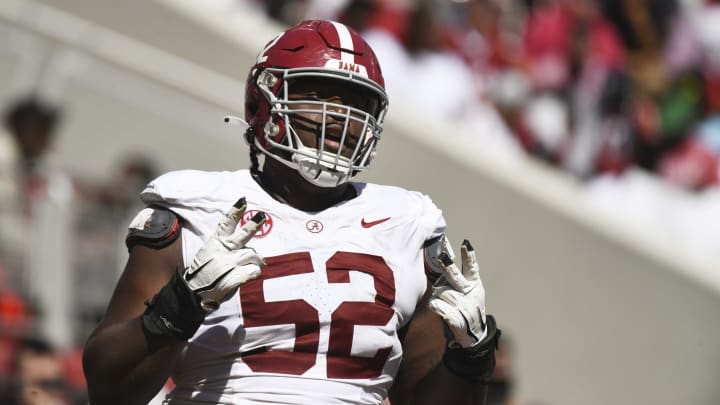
183;197;266;311
428;239;487;349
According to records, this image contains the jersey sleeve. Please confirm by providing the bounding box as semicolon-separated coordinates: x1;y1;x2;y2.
412;192;448;281
139;170;212;207
137;170;231;238
415;192;447;242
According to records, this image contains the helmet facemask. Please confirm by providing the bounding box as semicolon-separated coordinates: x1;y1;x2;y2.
254;67;388;188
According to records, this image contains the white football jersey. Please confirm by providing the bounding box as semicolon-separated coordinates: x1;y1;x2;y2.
139;170;446;405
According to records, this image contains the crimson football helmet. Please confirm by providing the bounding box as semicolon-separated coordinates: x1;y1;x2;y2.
245;20;389;188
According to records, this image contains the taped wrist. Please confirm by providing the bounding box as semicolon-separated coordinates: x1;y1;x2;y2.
141;269;206;340
443;315;501;383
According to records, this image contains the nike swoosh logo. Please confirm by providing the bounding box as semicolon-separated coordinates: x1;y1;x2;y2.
361;217;391;228
159;316;184;334
184;259;212;282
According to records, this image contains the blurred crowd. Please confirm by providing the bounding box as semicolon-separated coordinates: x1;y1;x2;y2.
0;96;156;404
255;0;720;191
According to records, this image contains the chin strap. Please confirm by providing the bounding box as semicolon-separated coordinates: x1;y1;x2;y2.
292;152;350;188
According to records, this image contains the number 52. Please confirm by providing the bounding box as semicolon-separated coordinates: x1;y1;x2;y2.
240;251;396;379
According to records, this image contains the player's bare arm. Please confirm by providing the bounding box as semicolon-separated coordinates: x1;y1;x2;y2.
387;286;444;404
83;199;266;404
390;238;500;405
83;228;183;405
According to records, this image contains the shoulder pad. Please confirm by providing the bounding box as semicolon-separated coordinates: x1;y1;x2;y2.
423;234;455;281
126;206;182;251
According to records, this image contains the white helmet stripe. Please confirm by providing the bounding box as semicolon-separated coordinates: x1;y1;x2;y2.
330;21;355;65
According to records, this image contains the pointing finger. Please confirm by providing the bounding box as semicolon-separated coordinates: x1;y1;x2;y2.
437;253;472;293
461;239;479;281
216;198;247;237
224;211;266;249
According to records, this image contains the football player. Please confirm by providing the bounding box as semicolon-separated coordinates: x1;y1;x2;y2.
83;20;500;405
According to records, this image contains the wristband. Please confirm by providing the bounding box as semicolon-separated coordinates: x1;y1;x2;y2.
443;314;501;383
141;269;206;340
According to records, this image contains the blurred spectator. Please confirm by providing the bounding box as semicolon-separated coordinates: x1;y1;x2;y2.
369;1;519;151
401;1;475;116
2;97;60;172
0;337;70;405
0;96;64;291
523;0;624;91
454;0;508;73
518;0;628;171
0;99;157;402
522;93;570;164
0;95;76;350
352;2;412;101
1;96;63;207
601;0;706;173
340;0;483;117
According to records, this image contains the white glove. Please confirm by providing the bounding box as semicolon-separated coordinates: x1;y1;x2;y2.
428;239;487;349
183;197;266;311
